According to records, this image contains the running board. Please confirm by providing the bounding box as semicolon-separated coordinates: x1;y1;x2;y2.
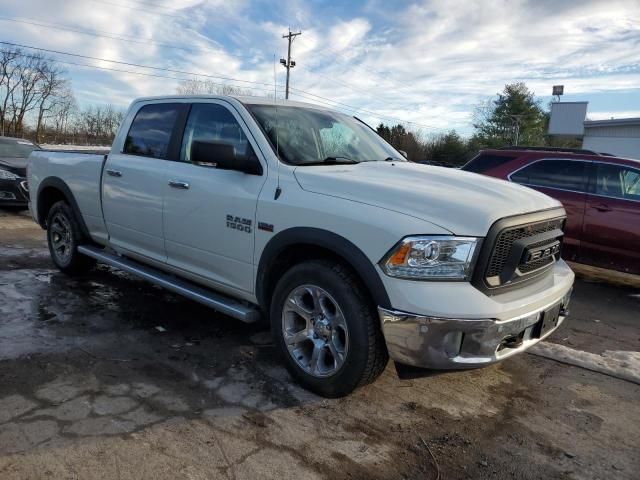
78;245;261;323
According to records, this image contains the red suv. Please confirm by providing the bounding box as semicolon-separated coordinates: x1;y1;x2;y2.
462;147;640;275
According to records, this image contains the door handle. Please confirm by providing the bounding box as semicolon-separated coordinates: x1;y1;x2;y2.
168;180;190;189
106;169;122;177
594;203;611;212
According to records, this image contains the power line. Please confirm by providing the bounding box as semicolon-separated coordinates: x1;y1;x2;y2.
2;16;425;115
0;16;259;60
4;5;444;127
0;41;278;89
17;51;440;131
12;51;281;98
2;14;442;127
3;41;442;130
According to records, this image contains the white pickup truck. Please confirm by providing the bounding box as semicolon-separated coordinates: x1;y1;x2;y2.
28;95;574;397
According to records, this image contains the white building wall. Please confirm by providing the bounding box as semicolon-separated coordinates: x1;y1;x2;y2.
583;124;640;159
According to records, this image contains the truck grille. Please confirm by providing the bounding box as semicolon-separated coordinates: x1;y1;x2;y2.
486;218;564;278
472;212;565;291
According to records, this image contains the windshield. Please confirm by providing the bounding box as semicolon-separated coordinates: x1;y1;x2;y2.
247;104;405;165
0;138;39;158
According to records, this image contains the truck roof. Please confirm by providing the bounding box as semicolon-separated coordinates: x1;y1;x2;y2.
131;94;332;112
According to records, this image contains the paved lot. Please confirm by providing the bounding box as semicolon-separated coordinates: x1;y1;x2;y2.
1;208;639;479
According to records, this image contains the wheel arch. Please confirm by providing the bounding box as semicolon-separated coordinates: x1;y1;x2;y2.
36;177;91;239
256;227;391;312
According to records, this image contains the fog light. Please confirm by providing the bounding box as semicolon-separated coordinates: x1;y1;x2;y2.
0;191;16;200
443;331;463;358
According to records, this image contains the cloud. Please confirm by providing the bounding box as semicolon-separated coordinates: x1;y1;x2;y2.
2;0;638;134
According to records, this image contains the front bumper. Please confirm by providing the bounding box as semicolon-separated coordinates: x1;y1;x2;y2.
379;289;572;369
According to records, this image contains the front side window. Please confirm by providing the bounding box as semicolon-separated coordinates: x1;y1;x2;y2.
180;103;253;162
246;104;403;165
510;159;587;192
124;103;180;159
593;163;640;200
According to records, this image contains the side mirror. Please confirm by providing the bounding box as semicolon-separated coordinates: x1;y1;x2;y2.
398;150;408;159
190;140;261;175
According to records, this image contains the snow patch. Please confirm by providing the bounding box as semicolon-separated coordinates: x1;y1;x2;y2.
528;342;640;385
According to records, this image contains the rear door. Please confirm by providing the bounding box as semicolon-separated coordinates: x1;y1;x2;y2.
509;159;589;262
162;101;267;294
102;102;186;262
581;162;640;274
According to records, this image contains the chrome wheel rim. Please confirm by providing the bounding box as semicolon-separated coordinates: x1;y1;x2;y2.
50;212;73;264
281;284;349;378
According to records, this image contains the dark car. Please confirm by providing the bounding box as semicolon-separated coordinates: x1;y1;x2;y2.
462;146;640;275
0;136;40;207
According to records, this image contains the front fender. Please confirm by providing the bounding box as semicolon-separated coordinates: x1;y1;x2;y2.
256;227;391;309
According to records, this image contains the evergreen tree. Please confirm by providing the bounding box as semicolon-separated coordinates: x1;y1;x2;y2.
473;82;546;147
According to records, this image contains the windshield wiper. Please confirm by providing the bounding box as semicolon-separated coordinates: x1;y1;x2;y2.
301;156;360;166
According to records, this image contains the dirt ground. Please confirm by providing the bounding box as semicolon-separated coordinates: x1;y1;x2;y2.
1;208;639;480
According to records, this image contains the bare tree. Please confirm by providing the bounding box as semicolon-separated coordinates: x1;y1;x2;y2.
50;87;76;144
70;104;125;145
0;48;22;136
8;52;47;136
0;47;126;145
35;64;67;143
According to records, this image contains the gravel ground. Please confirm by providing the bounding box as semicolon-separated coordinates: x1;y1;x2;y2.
0;208;639;480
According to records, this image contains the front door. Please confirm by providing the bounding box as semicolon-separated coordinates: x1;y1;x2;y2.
581;162;640;274
162;101;267;294
102;102;185;262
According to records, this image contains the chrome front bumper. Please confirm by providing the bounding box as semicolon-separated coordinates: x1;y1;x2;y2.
378;290;571;369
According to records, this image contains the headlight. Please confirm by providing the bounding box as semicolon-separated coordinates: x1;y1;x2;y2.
0;168;19;180
380;236;480;280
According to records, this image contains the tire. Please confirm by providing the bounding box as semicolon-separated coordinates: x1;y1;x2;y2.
46;200;96;274
270;259;388;397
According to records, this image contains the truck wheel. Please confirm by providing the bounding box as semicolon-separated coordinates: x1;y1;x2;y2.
270;259;388;397
46;200;95;274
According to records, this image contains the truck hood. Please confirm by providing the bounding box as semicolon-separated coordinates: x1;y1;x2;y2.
0;157;27;176
293;161;561;236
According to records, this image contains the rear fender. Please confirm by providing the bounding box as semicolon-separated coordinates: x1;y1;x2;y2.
36;176;91;239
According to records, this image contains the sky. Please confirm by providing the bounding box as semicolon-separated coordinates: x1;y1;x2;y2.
1;0;639;136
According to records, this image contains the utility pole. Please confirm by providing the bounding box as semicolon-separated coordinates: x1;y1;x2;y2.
280;29;301;99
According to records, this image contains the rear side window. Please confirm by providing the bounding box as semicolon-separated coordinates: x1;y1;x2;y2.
510;160;587;192
461;153;516;173
593;163;640;200
180;103;254;162
124;103;180;159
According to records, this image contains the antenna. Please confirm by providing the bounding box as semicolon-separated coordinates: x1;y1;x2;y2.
273;54;282;200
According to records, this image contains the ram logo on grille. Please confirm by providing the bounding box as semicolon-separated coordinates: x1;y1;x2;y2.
523;241;561;264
